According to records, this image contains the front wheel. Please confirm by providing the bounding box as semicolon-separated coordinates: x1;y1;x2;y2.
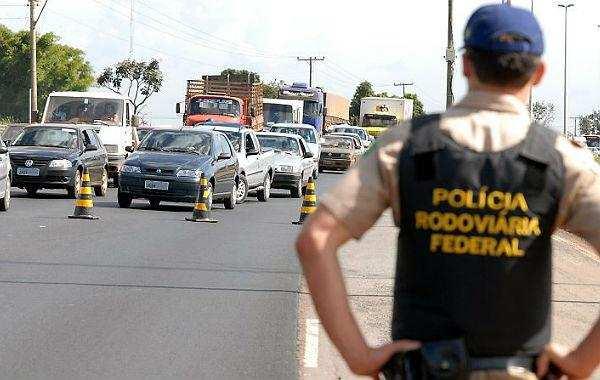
118;191;132;208
0;175;11;211
149;198;161;209
67;170;82;199
291;177;302;198
257;174;270;202
236;174;248;204
94;168;108;196
224;182;236;210
312;167;319;180
25;185;38;197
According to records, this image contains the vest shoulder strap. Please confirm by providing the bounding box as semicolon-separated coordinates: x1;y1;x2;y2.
409;113;443;155
519;123;560;165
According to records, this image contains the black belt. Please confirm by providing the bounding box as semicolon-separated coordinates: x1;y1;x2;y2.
470;356;535;371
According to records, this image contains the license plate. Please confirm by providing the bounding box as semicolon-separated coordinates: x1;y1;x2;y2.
144;180;169;191
17;167;40;176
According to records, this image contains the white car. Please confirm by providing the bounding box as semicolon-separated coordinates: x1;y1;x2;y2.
329;124;372;149
0;139;11;211
329;132;367;155
257;132;316;198
268;123;320;179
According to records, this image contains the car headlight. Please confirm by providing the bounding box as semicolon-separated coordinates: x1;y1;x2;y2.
48;159;73;169
276;165;295;173
121;164;141;173
177;169;201;178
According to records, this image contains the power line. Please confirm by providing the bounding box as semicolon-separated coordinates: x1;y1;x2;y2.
393;82;414;97
297;56;325;87
325;60;363;82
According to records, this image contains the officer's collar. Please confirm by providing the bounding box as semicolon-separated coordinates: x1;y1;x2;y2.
454;91;529;115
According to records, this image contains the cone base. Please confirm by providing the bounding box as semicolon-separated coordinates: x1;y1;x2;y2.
68;215;99;220
186;217;218;223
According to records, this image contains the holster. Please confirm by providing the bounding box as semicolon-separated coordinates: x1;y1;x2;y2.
382;339;468;380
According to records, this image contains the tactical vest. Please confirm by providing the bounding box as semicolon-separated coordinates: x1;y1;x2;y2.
394;115;565;356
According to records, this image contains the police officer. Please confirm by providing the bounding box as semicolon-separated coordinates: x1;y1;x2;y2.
296;4;600;379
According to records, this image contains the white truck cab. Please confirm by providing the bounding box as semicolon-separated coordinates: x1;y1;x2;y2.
42;91;139;183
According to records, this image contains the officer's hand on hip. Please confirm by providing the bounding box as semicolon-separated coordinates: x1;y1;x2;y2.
349;340;421;379
537;343;595;379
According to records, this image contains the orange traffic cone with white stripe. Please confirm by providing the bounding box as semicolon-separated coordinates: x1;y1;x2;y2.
186;173;218;223
68;167;99;220
292;177;317;225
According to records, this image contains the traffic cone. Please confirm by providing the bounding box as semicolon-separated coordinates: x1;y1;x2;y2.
186;173;218;223
292;177;317;225
68;168;99;220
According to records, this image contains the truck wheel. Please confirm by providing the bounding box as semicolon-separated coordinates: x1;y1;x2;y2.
0;176;11;211
118;191;132;208
224;182;236;210
291;177;302;198
257;174;270;202
236;174;248;204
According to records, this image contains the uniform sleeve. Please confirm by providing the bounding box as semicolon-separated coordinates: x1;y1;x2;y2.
555;138;600;253
319;127;408;239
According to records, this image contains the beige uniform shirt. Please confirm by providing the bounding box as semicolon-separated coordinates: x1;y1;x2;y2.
321;91;600;252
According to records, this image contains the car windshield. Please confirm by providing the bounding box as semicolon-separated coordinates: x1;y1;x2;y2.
12;127;79;149
363;114;397;127
44;96;124;126
333;127;367;140
258;135;300;155
264;103;293;124
584;135;600;148
322;136;352;149
303;101;320;117
140;130;212;155
2;126;25;141
189;98;241;117
217;130;242;152
271;126;316;143
137;129;152;142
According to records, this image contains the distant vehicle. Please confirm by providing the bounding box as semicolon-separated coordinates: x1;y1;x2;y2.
117;128;239;210
329;124;372;149
256;132;316;198
41;91;140;184
268;123;320;178
195;122;274;203
319;134;361;172
263;98;303;125
0;139;11;211
329;132;366;155
582;134;600;156
359;97;413;137
177;75;264;130
1;124;28;146
278;83;350;133
9;125;108;198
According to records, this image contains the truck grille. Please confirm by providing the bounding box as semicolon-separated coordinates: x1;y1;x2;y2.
104;144;119;154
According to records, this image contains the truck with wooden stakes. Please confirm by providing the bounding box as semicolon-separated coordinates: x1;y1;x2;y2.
176;74;264;131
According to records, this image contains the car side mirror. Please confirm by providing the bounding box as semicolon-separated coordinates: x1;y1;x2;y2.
304;151;314;159
218;152;232;160
132;115;141;128
246;147;259;156
0;146;8;154
125;146;135;153
85;144;98;152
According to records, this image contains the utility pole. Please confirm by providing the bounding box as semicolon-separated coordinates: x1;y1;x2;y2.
297;56;325;87
569;116;582;136
445;0;455;109
129;0;134;57
393;82;414;97
29;0;38;122
558;3;574;135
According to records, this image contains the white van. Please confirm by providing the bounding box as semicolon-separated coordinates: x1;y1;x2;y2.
42;91;139;183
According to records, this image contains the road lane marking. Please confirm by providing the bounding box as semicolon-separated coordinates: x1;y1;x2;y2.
553;235;599;263
303;318;320;368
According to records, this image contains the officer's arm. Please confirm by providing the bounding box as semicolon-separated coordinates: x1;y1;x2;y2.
296;208;420;376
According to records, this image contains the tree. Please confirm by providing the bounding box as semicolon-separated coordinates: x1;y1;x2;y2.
350;81;374;124
579;110;600;135
220;68;260;83
0;26;94;122
404;93;425;118
97;59;163;115
532;101;556;128
262;79;283;98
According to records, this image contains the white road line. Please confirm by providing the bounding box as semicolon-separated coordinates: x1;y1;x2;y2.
553;235;599;263
303;318;320;368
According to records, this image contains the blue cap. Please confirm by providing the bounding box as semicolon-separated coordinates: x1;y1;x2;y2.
464;4;544;55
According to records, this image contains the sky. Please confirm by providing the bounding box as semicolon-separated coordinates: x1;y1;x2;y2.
1;0;600;131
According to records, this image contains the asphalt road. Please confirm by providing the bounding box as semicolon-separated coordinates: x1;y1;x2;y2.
0;172;345;379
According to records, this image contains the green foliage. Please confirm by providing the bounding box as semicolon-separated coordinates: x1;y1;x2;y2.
579;110;600;135
404;93;424;117
0;25;94;122
532;101;556;128
350;81;374;124
97;58;163;115
220;68;260;83
262;79;283;99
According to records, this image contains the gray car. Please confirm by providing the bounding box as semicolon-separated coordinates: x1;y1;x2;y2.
0;139;11;211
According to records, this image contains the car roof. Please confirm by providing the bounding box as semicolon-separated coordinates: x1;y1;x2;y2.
331;125;362;130
257;131;303;140
328;133;360;141
138;124;176;130
271;123;315;130
23;123;94;131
